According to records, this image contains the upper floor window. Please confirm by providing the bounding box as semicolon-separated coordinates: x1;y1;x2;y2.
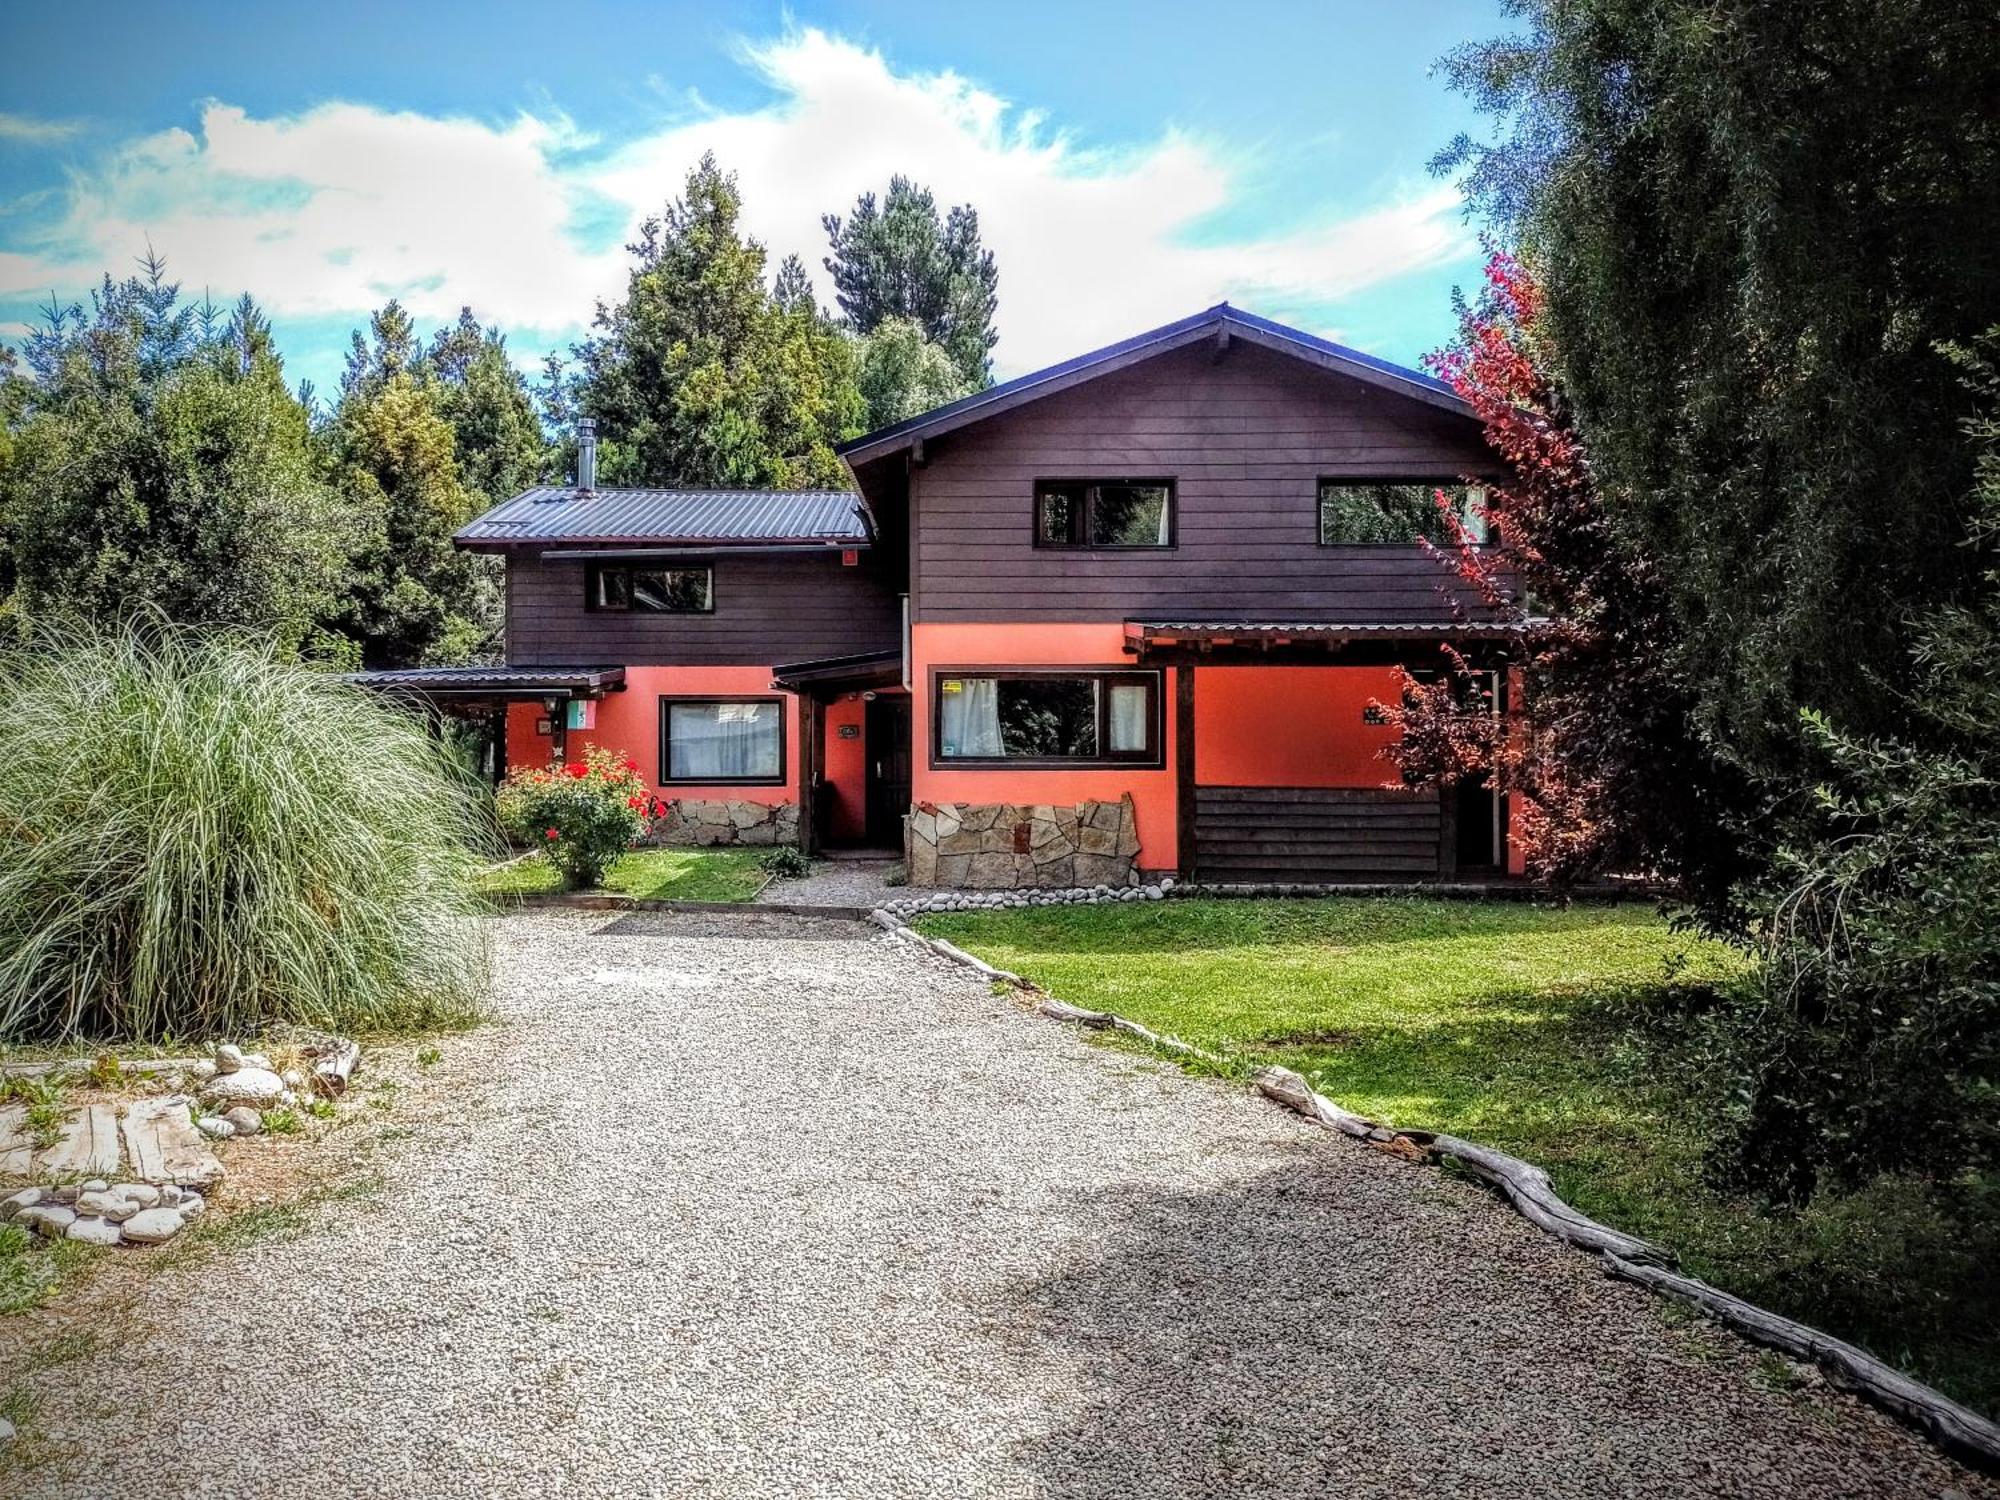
1317;481;1490;546
1035;480;1174;548
586;563;714;613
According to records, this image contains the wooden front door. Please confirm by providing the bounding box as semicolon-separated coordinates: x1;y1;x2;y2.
864;694;913;849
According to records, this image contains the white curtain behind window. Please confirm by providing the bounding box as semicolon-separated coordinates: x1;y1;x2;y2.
940;678;1003;757
1108;683;1148;752
670;701;779;779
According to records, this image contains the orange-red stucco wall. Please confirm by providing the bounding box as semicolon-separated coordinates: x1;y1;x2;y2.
1195;666;1404;788
505;665;802;804
911;622;1181;871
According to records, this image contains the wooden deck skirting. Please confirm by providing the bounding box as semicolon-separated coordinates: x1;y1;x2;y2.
873;906;2000;1474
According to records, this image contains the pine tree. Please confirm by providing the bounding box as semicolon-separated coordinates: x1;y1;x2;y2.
823;175;998;388
328;306;496;668
565;154;861;489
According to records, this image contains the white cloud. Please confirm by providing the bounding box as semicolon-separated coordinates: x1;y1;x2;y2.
0;113;82;145
0;29;1469;375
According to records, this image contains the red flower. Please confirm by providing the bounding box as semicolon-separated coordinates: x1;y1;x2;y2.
565;762;589;779
544;828;560;840
623;756;638;772
627;795;644;810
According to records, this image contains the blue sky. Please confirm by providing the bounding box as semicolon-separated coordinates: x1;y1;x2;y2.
0;1;1510;399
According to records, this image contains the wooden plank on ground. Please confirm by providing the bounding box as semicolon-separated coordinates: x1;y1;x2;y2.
35;1103;122;1180
0;1104;32;1178
120;1099;224;1188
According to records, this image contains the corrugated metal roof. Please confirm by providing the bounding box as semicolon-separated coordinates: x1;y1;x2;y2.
456;488;870;547
341;665;625;695
840;303;1474;465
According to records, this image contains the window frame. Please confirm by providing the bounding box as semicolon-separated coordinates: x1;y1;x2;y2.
1314;478;1493;548
656;694;788;787
927;666;1165;770
584;561;716;614
1031;478;1178;551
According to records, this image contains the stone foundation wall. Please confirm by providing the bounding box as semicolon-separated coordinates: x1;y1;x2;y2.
648;799;800;848
906;795;1141;888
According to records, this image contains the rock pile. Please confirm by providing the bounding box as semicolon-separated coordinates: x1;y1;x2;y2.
2;1180;205;1248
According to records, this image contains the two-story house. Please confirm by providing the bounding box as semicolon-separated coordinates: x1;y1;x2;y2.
354;304;1519;888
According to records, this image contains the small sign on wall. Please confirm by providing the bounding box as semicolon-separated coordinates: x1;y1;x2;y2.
837;724;860;740
535;716;554;736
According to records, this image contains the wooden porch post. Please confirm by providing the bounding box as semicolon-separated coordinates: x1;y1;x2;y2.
1176;663;1197;881
796;693;818;854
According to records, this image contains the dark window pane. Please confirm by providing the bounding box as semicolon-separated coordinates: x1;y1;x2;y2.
631;567;712;612
1318;482;1462;544
1037;487;1081;545
998;678;1098;757
591;568;632;609
1088;484;1170;546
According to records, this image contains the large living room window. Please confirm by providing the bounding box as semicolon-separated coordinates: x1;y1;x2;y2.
934;670;1160;766
1317;481;1490;545
659;697;784;784
1035;480;1174;548
587;563;714;612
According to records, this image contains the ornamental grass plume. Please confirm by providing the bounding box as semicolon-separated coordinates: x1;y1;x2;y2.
0;622;493;1041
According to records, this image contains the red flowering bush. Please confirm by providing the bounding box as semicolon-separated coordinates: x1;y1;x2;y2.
495;746;655;889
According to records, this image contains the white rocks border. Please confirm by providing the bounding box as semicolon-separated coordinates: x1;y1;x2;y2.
872;906;2000;1475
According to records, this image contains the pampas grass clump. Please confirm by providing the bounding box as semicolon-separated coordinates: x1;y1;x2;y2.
0;624;492;1041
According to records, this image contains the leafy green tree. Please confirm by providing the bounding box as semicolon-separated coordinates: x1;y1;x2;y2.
855;315;975;430
329;302;495;668
567;154;861;489
0;259;350;655
1437;0;2000;789
823;175;998;388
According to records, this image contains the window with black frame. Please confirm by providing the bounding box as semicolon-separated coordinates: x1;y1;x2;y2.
934;672;1159;764
659;698;783;784
1035;480;1174;548
586;563;714;612
1317;481;1490;545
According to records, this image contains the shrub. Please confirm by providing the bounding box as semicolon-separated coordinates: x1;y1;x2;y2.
495;746;651;889
1711;336;2000;1197
758;845;810;880
0;623;491;1041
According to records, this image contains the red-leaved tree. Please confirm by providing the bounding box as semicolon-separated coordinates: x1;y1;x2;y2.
1382;251;1752;915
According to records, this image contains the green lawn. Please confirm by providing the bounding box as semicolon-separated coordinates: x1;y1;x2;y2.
917;896;2000;1416
477;847;771;903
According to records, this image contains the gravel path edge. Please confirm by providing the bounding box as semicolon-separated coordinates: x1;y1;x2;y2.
877;907;2000;1474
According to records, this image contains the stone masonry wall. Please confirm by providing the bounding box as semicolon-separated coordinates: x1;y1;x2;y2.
648;799;800;848
906;795;1141;889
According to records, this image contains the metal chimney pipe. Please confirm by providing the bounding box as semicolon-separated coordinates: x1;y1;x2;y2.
576;418;597;494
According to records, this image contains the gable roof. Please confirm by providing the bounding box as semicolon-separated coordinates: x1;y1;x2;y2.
837;303;1472;466
455;487;871;549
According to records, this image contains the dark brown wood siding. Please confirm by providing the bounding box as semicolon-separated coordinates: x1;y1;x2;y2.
1193;786;1443;880
909;341;1497;623
505;551;902;667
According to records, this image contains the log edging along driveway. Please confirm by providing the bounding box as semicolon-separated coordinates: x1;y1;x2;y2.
870;906;2000;1474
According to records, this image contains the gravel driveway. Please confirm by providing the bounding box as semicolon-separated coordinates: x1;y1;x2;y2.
8;908;1989;1498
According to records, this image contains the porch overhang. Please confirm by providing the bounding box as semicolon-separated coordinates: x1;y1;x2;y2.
769;649;904;696
1124;619;1529;667
340;665;628;705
